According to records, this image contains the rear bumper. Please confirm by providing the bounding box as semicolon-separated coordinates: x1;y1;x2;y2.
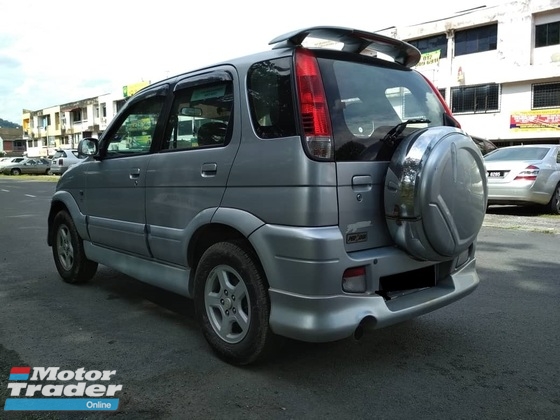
487;182;550;205
50;167;65;175
249;224;479;343
268;258;479;342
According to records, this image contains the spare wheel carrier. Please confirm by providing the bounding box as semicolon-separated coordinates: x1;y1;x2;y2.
384;126;488;261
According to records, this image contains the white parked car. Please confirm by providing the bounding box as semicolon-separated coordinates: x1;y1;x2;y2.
50;149;85;175
485;144;560;214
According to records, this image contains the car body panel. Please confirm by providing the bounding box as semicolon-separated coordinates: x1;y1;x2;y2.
82;155;152;256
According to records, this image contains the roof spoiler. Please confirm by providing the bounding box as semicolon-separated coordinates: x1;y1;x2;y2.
269;26;421;68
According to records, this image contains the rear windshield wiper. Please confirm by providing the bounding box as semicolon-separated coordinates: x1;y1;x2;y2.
381;118;431;149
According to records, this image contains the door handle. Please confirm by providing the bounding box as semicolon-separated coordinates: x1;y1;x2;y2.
201;163;217;177
352;175;372;192
129;168;141;179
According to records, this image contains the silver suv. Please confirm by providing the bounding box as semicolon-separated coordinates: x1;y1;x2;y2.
47;27;488;365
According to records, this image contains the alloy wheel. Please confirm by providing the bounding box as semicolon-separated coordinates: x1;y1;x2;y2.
56;224;74;271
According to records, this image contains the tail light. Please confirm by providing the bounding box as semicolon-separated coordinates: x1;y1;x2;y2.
342;266;367;293
58;159;63;165
514;165;539;181
295;48;333;160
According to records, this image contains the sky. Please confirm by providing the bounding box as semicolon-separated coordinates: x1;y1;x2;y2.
0;0;497;125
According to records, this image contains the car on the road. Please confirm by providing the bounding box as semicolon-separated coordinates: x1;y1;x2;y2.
50;149;85;175
2;158;52;175
0;157;25;170
484;144;560;214
47;26;488;365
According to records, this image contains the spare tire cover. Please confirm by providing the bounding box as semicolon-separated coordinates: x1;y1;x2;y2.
384;126;488;261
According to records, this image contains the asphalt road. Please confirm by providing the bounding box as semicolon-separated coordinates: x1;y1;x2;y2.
1;178;559;420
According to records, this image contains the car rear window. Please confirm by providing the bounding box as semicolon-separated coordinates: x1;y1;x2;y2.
53;151;67;158
317;52;448;162
484;147;549;161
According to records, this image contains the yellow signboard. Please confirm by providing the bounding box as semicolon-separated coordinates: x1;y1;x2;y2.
122;81;150;98
416;50;441;67
510;109;560;131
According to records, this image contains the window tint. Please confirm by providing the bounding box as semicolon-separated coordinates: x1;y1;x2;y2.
536;21;560;47
408;34;448;58
247;57;297;139
318;55;447;161
163;81;233;150
455;24;497;56
105;95;165;156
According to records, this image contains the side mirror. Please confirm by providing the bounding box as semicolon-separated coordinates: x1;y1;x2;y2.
78;138;99;158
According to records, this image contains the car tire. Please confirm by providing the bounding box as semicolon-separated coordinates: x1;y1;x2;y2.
384;127;488;261
52;211;98;284
194;241;272;366
547;182;560;215
11;168;21;175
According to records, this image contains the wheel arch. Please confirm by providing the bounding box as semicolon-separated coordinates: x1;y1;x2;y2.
543;174;560;200
47;191;88;247
186;208;266;296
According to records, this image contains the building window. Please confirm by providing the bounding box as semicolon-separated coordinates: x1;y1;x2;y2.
455;24;497;56
40;115;51;128
72;109;82;123
438;88;447;102
451;84;500;113
101;103;107;117
408;34;448;58
116;100;126;113
536;21;560;47
532;82;560;108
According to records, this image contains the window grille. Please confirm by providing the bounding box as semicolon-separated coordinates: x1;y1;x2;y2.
532;82;560;108
451;84;500;113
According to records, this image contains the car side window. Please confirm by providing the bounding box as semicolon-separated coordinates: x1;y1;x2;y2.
104;95;166;157
247;57;297;139
163;81;233;151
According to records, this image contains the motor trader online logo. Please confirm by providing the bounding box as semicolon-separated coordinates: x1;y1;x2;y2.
4;366;122;411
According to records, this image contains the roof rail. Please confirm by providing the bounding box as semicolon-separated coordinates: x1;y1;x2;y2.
269;26;421;68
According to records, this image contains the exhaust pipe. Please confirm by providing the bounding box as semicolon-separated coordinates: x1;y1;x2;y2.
354;317;376;340
354;324;364;340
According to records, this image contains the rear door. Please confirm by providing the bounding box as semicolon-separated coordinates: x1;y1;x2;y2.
319;55;450;252
145;68;240;265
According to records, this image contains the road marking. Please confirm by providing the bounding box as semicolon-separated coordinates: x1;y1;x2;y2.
25;194;36;198
1;189;9;192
